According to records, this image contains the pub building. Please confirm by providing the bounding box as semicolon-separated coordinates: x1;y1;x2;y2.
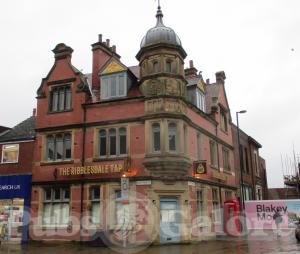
29;5;238;244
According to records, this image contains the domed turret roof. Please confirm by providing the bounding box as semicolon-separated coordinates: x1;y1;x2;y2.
140;5;182;48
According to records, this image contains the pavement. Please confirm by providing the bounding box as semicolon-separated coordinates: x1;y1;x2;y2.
1;231;300;254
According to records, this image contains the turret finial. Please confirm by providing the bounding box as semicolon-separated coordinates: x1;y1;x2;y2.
155;0;164;26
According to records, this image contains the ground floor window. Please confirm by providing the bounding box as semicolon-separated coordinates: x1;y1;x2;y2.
197;189;205;223
0;199;24;241
225;190;233;201
212;188;221;223
243;185;252;201
89;186;100;225
43;187;70;225
256;185;263;200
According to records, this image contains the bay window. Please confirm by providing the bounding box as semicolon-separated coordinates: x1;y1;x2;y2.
100;72;129;100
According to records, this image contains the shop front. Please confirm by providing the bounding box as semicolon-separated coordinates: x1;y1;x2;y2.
0;174;32;243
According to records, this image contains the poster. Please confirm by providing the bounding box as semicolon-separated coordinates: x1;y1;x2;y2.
245;200;300;229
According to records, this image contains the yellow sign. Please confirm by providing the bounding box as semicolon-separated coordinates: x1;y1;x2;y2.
100;60;126;75
212;171;227;182
59;164;124;176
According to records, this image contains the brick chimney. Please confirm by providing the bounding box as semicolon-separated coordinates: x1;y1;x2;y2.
91;34;121;91
52;43;73;61
184;60;198;78
215;71;226;85
32;108;37;117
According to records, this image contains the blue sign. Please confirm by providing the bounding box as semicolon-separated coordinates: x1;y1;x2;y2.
0;174;31;200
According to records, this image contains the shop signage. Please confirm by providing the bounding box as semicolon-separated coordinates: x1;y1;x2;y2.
194;161;207;175
212;171;227;182
136;180;152;186
0;174;32;200
59;163;124;176
245;200;300;229
121;177;129;200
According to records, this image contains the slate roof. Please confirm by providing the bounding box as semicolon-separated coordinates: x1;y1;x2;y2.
0;126;10;135
0;116;35;143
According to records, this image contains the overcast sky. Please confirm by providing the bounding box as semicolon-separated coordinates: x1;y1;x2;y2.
1;0;299;187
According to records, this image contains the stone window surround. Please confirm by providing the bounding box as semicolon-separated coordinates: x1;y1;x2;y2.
41;130;74;164
146;118;186;155
94;125;129;160
48;83;72;113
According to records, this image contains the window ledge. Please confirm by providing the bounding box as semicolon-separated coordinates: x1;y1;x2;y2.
223;169;232;175
39;225;69;229
220;128;228;135
210;165;219;170
40;160;74;166
47;109;73;115
0;161;18;164
93;156;128;162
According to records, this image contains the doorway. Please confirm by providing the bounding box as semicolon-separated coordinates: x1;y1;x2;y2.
159;197;180;243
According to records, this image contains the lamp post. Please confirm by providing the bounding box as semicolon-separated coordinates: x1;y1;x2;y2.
236;110;247;211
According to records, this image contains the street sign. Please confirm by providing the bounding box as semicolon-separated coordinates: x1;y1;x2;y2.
121;177;129;200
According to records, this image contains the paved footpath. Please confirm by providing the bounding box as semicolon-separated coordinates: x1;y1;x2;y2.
1;231;300;254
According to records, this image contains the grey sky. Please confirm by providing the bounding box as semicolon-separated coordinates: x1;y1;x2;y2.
1;0;299;187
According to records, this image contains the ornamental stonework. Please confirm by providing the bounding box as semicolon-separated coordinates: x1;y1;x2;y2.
145;98;187;114
140;78;186;97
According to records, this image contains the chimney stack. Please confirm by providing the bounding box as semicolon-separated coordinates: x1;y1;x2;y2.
32;108;37;117
215;71;226;85
91;35;120;91
189;60;194;68
184;59;198;78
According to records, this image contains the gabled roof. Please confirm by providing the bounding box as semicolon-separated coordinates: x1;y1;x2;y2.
128;66;140;79
0;116;35;143
0;126;10;135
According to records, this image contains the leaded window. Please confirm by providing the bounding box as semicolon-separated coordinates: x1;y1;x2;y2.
46;133;72;161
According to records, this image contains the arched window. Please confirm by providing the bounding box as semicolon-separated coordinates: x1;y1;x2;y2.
166;61;172;73
99;129;107;156
64;133;71;159
46;135;54;160
109;129;116;156
119;128;127;155
152;123;160;152
55;134;63;160
168;123;177;152
153;61;159;74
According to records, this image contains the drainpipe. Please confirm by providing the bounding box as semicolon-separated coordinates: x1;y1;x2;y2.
215;125;223;206
80;103;87;242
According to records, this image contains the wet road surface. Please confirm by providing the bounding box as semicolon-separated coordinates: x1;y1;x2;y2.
1;231;300;254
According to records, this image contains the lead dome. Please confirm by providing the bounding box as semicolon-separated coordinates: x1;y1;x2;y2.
140;5;182;48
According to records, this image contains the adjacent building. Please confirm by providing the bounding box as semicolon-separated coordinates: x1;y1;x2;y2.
0;115;35;242
232;125;268;201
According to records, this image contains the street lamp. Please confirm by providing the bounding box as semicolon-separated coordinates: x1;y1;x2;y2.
236;110;247;212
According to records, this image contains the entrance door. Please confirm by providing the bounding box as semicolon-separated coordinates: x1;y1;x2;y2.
160;197;180;243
